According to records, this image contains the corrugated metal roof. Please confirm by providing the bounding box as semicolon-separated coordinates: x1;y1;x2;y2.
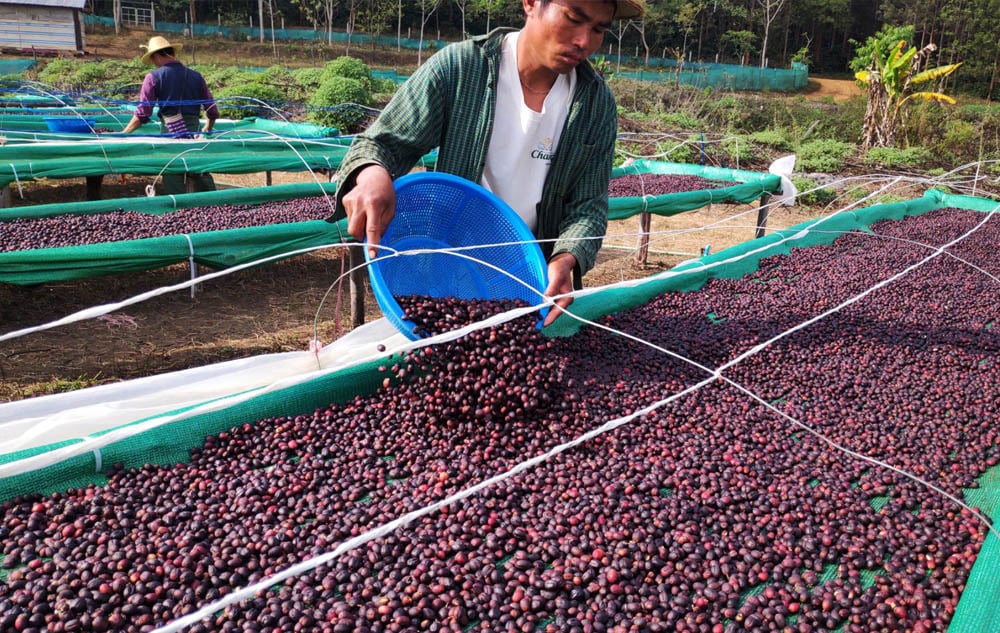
0;1;86;9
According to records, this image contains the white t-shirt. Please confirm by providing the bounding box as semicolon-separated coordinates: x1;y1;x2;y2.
481;31;576;232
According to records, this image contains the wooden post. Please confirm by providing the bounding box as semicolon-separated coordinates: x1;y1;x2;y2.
0;186;11;208
755;193;772;239
85;175;103;201
634;211;651;266
348;244;366;327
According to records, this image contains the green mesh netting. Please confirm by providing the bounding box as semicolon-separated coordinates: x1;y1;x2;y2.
0;158;756;285
1;189;998;630
608;159;782;220
0;60;36;76
0;181;347;285
0;135;353;188
615;61;808;91
0;111;341;137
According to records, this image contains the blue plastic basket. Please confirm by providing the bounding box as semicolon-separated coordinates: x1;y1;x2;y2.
44;117;96;133
365;172;548;340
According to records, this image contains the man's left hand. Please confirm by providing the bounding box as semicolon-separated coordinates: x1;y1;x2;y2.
543;252;577;327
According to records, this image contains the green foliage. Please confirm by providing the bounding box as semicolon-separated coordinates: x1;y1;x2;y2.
904;100;997;163
35;59;145;97
940;119;980;160
748;129;793;151
308;76;371;132
796;139;855;172
655;111;701;130
34;58;79;88
849;25;914;75
608;77;667;114
260;65;297;86
846;186;872;202
659;136;697;163
863;146;931;168
291;67;325;100
871;193;907;205
321;56;373;90
721;136;754;166
613;141;643;168
200;66;257;90
790;46;812;68
791;177;838;207
215;80;287;119
719;30;758;61
372;77;398;94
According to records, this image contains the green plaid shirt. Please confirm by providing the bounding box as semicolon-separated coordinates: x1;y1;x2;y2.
334;28;617;278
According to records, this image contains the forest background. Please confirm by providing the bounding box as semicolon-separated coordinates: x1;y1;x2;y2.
87;0;1000;100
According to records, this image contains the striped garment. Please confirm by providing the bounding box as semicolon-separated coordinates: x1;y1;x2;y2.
333;28;617;279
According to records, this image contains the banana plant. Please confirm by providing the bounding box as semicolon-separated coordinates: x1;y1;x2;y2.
856;39;962;149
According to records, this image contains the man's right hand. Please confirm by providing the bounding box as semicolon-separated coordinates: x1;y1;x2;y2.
341;165;395;258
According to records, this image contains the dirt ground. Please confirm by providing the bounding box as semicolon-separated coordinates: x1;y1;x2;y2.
802;77;862;102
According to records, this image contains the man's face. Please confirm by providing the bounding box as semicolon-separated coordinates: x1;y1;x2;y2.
521;0;616;75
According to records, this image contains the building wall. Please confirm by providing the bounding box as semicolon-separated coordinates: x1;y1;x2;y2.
0;3;84;53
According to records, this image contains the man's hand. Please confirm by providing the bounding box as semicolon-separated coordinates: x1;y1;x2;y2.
542;252;577;327
341;165;395;258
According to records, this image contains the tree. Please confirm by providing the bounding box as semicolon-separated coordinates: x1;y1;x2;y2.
292;0;340;45
720;30;757;65
854;29;963;149
471;0;505;34
416;0;443;65
755;0;787;68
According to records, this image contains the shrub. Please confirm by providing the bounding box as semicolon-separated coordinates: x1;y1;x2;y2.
660;136;696;163
721;135;754;166
321;56;373;91
200;65;254;89
35;59;80;89
863;146;932;168
655;111;700;130
608;77;666;114
215;80;287;119
748;129;793;151
939;119;980;162
870;193;907;205
35;59;144;96
791;177;838;207
796;139;855;172
290;67;324;102
308;75;371;132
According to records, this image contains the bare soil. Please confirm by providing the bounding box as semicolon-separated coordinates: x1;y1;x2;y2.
802;77;862;102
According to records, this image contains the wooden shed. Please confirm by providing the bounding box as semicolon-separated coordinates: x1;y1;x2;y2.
0;0;86;54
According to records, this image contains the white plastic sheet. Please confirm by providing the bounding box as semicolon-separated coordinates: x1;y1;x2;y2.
768;154;798;206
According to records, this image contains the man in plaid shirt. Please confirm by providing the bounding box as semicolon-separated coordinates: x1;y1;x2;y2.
333;0;645;325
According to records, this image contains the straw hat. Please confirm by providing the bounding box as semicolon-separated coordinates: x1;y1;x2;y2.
613;0;646;19
140;35;181;65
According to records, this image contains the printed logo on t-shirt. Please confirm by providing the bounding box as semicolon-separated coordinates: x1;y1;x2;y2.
530;137;555;163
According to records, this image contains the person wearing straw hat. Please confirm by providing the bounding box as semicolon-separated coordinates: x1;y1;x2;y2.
332;0;645;327
122;35;220;194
